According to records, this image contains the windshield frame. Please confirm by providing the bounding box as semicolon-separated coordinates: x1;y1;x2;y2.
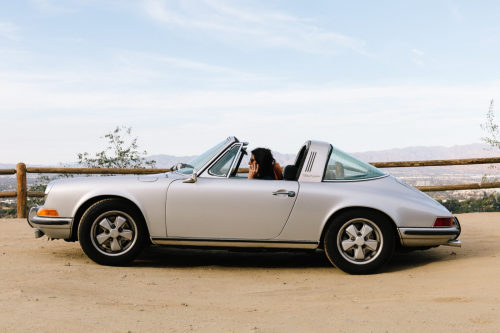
206;143;244;178
174;137;238;176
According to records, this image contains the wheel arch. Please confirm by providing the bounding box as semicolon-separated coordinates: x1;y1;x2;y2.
69;195;149;241
319;206;400;249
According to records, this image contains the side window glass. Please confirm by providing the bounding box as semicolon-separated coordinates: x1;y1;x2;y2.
208;145;240;177
324;146;385;180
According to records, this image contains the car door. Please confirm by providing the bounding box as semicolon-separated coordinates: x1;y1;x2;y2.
165;177;299;239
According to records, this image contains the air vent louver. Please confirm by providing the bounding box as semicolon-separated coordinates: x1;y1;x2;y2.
305;152;317;172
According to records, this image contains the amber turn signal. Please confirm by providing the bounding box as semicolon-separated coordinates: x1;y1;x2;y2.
37;209;59;217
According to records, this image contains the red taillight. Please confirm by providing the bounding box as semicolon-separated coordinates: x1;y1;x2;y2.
434;217;453;227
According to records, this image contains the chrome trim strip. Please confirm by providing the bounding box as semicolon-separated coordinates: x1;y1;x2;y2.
174;136;237;177
151;238;318;249
27;207;38;228
399;227;461;247
30;218;71;226
227;143;243;178
404;229;460;236
444;239;461;247
29;216;72;226
206;143;243;178
400;227;460;237
452;216;461;239
27;206;72;227
322;174;390;183
197;136;238;176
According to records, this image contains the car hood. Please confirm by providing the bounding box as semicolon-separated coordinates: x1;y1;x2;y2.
43;172;185;219
44;172;188;196
47;172;185;186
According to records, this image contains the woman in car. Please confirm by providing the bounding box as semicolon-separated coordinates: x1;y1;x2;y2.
248;148;283;180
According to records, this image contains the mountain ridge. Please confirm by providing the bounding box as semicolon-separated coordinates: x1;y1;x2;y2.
1;143;498;169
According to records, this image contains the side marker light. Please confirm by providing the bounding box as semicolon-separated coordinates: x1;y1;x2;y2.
37;209;59;217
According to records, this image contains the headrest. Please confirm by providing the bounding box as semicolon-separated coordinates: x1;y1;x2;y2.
283;165;298;181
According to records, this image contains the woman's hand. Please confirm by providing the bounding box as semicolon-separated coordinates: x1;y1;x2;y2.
248;163;259;179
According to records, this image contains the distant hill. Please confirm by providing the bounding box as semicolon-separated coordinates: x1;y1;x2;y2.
148;152;297;168
351;143;499;162
3;143;497;200
0;164;15;169
1;143;498;169
149;143;499;168
147;154;197;169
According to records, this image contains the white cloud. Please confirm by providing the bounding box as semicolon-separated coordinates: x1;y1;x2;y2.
411;48;425;67
141;0;365;55
411;48;424;57
29;0;82;14
0;21;20;40
447;0;463;21
115;50;283;84
1;67;497;115
1;58;497;163
1;68;496;151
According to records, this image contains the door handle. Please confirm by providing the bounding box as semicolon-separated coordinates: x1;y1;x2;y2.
272;190;296;197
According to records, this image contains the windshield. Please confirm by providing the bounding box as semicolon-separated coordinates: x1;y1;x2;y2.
324;145;386;181
176;139;229;175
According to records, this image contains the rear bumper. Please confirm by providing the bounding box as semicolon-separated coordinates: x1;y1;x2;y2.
399;217;461;247
27;207;72;239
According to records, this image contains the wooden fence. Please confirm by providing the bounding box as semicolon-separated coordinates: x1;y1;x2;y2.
1;157;500;218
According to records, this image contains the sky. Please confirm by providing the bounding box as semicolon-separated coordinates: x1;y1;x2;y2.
1;0;500;164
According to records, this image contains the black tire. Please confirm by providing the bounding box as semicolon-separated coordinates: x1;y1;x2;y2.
78;198;148;266
323;210;395;274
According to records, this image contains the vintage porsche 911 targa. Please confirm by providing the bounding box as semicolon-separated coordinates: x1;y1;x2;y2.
27;137;461;274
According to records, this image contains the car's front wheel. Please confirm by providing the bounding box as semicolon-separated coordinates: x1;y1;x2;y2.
78;199;148;265
324;210;395;274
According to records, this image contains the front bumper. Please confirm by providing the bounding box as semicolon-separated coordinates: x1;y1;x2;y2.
399;216;462;247
27;207;72;239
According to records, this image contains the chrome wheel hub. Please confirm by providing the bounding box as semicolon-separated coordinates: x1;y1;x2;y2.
90;211;137;256
337;218;383;265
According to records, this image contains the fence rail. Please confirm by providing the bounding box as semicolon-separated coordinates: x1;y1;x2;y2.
1;157;500;218
370;157;500;168
26;167;172;175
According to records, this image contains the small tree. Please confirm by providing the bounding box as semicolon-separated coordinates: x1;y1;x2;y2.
481;100;500;150
78;126;156;169
480;100;500;183
26;126;156;213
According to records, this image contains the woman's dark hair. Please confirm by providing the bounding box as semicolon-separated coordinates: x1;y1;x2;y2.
251;148;275;179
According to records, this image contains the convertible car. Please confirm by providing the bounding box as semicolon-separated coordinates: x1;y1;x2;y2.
27;137;461;274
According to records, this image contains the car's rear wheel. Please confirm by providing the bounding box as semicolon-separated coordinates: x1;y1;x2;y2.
324;210;395;274
78;199;148;265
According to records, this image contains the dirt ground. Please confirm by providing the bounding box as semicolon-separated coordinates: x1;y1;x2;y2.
0;213;499;333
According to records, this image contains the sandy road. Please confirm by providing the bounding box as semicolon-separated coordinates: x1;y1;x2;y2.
0;213;499;333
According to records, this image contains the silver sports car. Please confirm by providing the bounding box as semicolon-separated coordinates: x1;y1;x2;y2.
27;137;461;274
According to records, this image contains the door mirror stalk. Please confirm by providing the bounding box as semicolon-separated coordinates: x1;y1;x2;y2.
183;170;198;183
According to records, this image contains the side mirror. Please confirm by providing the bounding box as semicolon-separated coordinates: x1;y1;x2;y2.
171;162;185;171
183;169;198;183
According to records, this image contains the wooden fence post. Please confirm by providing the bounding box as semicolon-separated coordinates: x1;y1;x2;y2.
16;163;27;218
